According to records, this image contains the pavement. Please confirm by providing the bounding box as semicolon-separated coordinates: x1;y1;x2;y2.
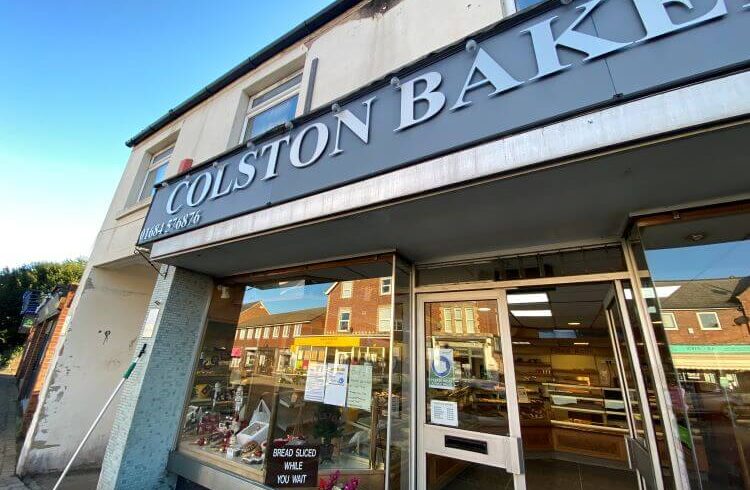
0;374;99;490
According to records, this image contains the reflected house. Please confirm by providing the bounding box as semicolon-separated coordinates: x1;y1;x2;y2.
231;303;326;378
290;279;393;375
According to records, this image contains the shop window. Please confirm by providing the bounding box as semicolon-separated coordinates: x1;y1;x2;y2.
660;312;678;330
380;277;391;295
178;256;409;490
341;281;353;299
241;73;301;143
696;311;721;330
137;146;172;202
338;308;351;331
416;244;626;286
636;207;750;490
377;305;391;332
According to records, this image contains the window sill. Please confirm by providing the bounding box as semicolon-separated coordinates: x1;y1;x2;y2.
117;197;152;221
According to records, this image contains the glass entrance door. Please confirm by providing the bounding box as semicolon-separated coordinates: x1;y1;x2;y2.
417;290;525;490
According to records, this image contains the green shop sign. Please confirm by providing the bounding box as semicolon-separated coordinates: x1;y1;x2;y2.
669;345;750;354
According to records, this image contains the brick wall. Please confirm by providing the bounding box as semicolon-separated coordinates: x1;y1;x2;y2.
663;307;750;345
324;279;392;335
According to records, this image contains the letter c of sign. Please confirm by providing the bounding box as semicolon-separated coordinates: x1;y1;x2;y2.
166;180;189;215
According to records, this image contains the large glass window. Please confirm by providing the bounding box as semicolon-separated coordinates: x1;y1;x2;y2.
179;256;411;490
635;207;750;490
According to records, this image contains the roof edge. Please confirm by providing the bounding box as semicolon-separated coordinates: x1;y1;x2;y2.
125;0;361;148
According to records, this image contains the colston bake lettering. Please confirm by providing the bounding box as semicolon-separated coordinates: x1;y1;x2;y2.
141;0;743;244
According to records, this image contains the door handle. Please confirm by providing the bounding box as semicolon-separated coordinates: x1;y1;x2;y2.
444;435;488;454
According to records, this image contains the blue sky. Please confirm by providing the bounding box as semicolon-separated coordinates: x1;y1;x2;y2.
0;0;330;269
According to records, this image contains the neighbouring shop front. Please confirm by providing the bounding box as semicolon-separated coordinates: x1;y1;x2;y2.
108;1;750;490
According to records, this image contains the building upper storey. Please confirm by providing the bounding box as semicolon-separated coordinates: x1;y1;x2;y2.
91;0;513;267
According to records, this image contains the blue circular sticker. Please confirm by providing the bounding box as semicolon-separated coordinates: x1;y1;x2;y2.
431;354;452;378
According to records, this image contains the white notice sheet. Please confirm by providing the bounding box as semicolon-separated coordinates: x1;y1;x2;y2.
324;364;349;407
303;361;326;403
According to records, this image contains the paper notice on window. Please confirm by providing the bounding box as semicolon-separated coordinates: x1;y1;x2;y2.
430;399;458;427
429;348;455;390
142;307;159;338
347;364;372;411
304;361;326;403
324;364;349;407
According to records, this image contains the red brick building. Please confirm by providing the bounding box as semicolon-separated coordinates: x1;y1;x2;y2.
16;284;77;433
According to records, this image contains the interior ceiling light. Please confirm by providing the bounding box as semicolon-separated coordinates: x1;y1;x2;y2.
574;342;589;346
511;309;552;317
567;322;581;326
512;341;531;345
478;307;491;312
686;232;706;242
624;285;680;300
507;293;549;304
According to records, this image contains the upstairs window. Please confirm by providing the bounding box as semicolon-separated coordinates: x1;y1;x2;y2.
378;305;392;332
241;73;302;143
338;308;351;332
661;312;678;330
380;277;392;295
293;323;302;336
282;324;290;337
138;146;173;201
341;281;353;299
697;311;721;330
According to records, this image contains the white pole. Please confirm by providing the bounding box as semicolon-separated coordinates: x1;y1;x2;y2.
52;344;147;490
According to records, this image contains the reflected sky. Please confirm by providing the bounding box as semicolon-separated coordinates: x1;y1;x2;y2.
644;240;750;281
242;281;333;314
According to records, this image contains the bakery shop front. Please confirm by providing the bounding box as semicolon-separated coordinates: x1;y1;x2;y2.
100;1;750;490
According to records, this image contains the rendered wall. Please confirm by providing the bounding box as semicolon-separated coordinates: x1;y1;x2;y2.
16;264;157;475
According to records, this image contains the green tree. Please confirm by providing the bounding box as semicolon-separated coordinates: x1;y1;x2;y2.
0;258;87;367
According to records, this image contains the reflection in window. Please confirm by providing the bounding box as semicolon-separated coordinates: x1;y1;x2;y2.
178;262;407;490
637;209;750;490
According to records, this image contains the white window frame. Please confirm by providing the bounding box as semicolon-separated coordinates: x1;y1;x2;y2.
294;323;303;336
263;327;271;338
378;305;392;332
696;311;721;330
465;307;476;334
338;308;352;332
341;281;353;299
661;312;678;331
239;328;247;340
283;324;290;337
272;326;280;338
254;328;262;339
453;307;463;333
137;146;173;202
442;307;453;333
240;71;302;143
380;277;392;295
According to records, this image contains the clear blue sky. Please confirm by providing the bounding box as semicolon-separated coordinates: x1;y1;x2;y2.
0;0;331;269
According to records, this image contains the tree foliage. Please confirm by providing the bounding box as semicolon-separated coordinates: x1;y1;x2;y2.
0;258;87;365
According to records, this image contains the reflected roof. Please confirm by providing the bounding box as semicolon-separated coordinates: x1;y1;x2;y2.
238;306;326;328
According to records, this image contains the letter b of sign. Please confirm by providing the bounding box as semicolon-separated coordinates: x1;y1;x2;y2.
394;72;446;132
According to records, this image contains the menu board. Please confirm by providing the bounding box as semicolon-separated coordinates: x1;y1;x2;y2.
347;364;373;411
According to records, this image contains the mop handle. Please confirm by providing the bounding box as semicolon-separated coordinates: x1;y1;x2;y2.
52;343;147;490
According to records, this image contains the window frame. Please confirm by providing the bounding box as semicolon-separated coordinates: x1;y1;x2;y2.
263;327;271;338
341;281;353;299
282;324;290;337
338;308;352;332
696;311;721;330
377;304;392;332
240;71;302;144
465;307;476;333
293;323;302;336
272;326;280;338
137;145;173;202
254;328;261;339
380;277;392;295
661;311;678;331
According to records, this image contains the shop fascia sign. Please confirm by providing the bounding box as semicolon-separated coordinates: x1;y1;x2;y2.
138;0;748;245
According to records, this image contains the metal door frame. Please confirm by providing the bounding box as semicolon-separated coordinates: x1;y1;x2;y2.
415;289;526;490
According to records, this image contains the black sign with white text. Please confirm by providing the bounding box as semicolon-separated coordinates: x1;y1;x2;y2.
264;444;319;488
